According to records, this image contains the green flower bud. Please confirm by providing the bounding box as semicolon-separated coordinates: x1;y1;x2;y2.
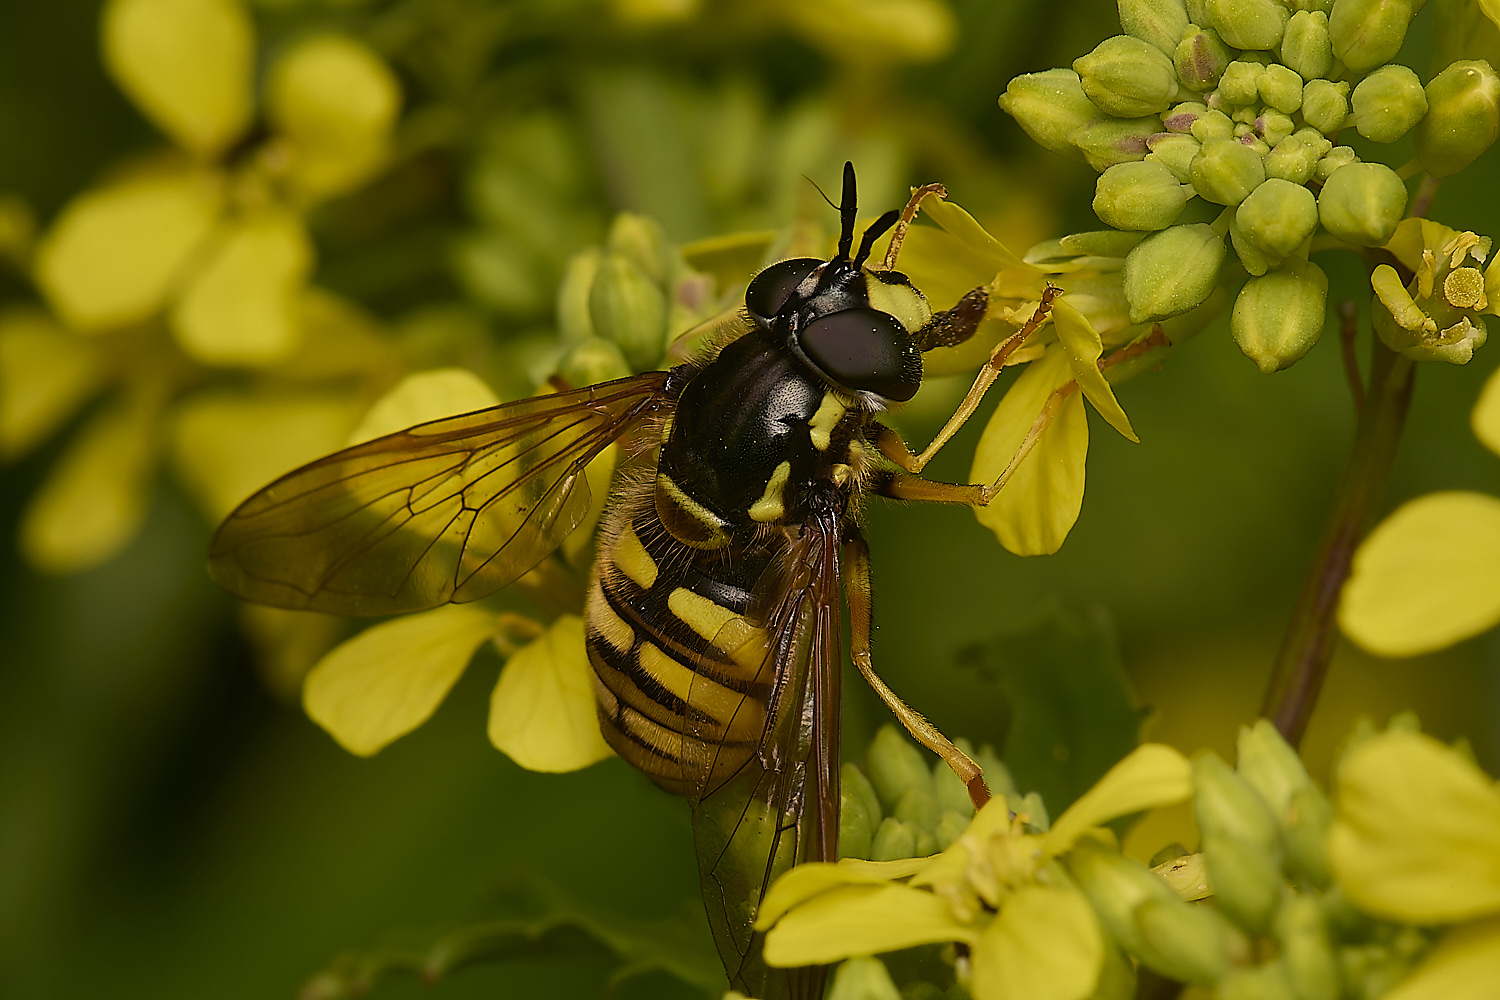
1206;0;1288;49
1220;959;1297;1000
1232;259;1329;371
1351;64;1427;142
1123;223;1227;321
1414;59;1500;177
870;816;918;861
1318;161;1406;245
1190;106;1235;140
1190;136;1267;205
1164;100;1209;131
999;69;1102;162
1275;895;1342;1000
865;725;933;811
1194;752;1280;852
1280;10;1333;80
1313;144;1358;181
1176;24;1233;91
838;791;875;859
1259;64;1304;113
1059;228;1150;259
1147;131;1202;180
930;741;975;814
1264;135;1321;183
1232;105;1261;125
1122;0;1193;54
1284;783;1333;888
1329;0;1413;73
1237;178;1319;255
1301;78;1350;133
1072;115;1163;171
1218;60;1265;106
1075;35;1182;117
827;957;901;1000
606;212;669;286
1203;831;1284;930
589;252;667;370
1258;110;1296;146
1068;837;1180;957
1134;896;1237;984
934;808;969;850
1231;217;1281;276
1094;160;1189;230
557;336;630;388
1235;720;1312;815
556;248;601;344
893;784;940;833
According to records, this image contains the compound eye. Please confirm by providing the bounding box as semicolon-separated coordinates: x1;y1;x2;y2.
799;308;922;402
745;258;822;322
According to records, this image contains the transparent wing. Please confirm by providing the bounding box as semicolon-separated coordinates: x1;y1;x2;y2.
209;372;671;615
687;517;843;1000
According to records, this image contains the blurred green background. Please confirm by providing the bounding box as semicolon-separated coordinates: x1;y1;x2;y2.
1;1;1497;998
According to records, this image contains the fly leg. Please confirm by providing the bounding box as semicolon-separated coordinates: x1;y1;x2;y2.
842;526;991;811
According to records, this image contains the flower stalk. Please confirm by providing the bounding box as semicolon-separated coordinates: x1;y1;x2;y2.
1261;333;1415;744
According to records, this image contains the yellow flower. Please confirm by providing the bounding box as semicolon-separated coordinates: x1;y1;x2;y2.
1341;358;1500;655
1329;728;1500;1000
756;744;1191;1000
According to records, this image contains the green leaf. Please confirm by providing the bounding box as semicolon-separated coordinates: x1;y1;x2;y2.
959;604;1143;815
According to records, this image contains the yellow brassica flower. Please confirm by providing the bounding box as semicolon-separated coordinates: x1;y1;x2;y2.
1329;728;1500;999
755;744;1192;1000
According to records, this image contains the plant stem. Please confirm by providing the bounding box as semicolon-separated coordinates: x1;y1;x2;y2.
1260;337;1415;746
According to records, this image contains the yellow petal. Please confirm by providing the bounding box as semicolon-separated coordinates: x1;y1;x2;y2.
304;605;498;756
1383;219;1458;276
920;198;1038;277
171;209;314;366
170;388;360;521
1385;916;1500;1000
762;883;976;967
267;35;402;200
1339;492;1500;656
1329;730;1500;923
1472;364;1500;458
1044;744;1193;858
1051;296;1138;442
102;0;254;156
347;368;500;446
971;346;1088;556
20;392;159;573
0;308;103;461
970;886;1102;1000
488;615;613;772
36;170;223;331
758;861;923;931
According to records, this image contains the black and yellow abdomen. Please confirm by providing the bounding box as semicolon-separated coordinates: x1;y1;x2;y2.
585;495;784;793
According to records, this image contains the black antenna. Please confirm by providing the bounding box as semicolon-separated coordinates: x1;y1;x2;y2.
855;209;900;266
836;161;858;260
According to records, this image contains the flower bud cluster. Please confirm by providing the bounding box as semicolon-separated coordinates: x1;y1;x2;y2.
1073;721;1433;997
553;213;717;378
838;725;1015;861
998;0;1500;372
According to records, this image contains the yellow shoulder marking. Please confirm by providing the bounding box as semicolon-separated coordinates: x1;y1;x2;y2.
613;523;658;589
747;460;792;522
808;392;846;451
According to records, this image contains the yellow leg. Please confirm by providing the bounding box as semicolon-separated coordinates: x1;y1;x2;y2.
878;285;1061;476
881;182;948;271
843;529;991;811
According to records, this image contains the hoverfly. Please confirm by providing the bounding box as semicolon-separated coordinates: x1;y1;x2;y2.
209;163;1056;999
